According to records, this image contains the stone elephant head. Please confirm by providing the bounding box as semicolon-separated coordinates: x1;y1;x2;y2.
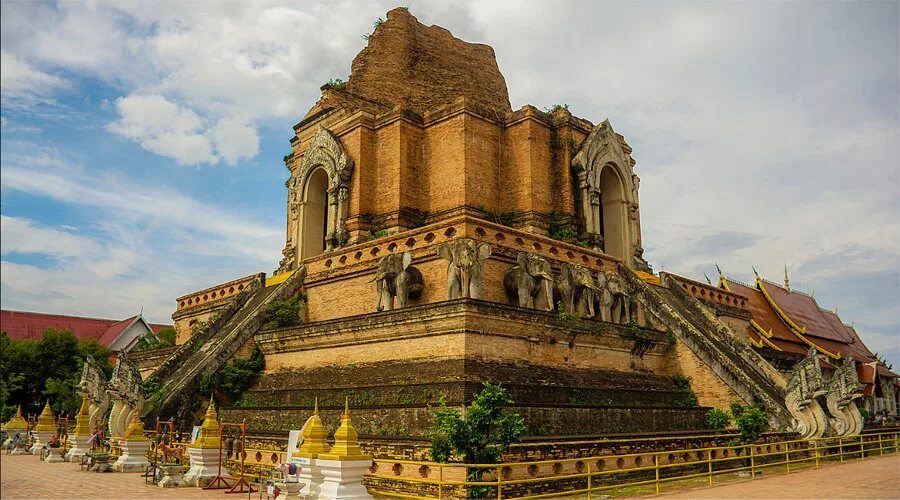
603;271;631;324
374;252;423;311
556;263;601;317
504;252;554;311
436;239;492;300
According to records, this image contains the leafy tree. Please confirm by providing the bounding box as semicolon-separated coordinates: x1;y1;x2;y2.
707;407;731;430
0;329;114;419
429;383;525;498
200;346;265;405
730;401;768;443
155;327;177;346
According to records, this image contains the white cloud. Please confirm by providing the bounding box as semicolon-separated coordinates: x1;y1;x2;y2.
0;215;99;259
0;51;68;110
211;117;259;166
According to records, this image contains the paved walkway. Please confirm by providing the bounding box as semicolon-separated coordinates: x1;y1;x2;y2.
2;450;897;499
657;454;900;499
0;453;232;499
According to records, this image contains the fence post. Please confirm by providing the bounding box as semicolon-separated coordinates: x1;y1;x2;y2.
813;439;819;469
588;466;592;500
654;453;660;496
750;445;755;479
438;464;443;500
878;433;883;456
785;442;790;473
497;466;501;500
707;450;713;486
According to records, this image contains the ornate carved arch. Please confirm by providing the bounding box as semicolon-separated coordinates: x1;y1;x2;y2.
280;127;355;271
572;120;648;270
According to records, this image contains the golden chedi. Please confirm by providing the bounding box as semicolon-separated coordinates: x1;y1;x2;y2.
295;397;331;458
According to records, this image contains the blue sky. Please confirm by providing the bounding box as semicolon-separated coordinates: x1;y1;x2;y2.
1;1;898;364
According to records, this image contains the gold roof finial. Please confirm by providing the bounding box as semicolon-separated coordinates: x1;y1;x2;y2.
72;397;91;437
4;405;28;431
34;400;56;432
123;414;150;442
320;398;370;462
784;264;791;291
194;398;220;449
295;399;331;458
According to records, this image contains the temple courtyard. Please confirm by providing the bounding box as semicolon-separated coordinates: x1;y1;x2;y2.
1;452;897;499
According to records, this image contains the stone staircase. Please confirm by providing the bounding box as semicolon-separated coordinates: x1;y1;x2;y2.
143;269;305;423
620;267;792;429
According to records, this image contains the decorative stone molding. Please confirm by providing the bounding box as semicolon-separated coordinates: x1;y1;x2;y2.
572;120;649;271
281;127;355;271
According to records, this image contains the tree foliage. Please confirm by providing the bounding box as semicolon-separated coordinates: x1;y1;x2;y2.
729;401;768;443
428;383;526;464
0;329;112;421
707;407;731;430
133;327;177;351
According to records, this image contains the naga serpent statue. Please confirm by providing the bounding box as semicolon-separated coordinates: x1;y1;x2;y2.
784;347;829;439
824;356;865;437
78;355;111;434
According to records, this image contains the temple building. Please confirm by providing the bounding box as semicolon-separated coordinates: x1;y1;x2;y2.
0;309;169;353
135;7;896;445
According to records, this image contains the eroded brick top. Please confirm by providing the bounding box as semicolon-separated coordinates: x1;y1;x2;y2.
345;7;512;116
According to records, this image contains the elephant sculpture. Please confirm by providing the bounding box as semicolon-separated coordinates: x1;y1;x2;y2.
605;271;631;324
555;263;600;317
436;239;492;300
504;252;555;311
594;271;615;322
374;252;424;311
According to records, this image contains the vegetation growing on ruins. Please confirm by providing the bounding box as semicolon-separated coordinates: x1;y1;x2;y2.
543;103;569;114
199;346;265;406
133;327;176;351
473;206;522;227
362;228;391;241
0;329;112;420
322;78;347;90
263;296;303;328
672;374;699;407
362;17;385;41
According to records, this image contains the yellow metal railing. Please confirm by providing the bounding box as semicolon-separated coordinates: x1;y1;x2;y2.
365;431;899;499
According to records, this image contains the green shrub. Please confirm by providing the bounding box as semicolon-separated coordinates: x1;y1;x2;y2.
730;401;768;443
707;407;731;430
264;296;302;328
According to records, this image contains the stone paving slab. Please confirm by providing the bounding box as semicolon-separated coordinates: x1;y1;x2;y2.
655;454;900;499
0;453;249;499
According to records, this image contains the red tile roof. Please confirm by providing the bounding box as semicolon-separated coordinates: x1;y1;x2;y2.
0;310;161;349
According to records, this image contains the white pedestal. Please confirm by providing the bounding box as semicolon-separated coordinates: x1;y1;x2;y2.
289;456;321;499
45;447;65;462
158;464;185;488
31;431;54;455
183;447;222;487
65;435;92;462
112;439;151;472
315;458;374;500
10;441;29;455
274;481;303;500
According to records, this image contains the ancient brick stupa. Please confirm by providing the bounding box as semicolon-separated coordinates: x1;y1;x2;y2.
139;8;892;459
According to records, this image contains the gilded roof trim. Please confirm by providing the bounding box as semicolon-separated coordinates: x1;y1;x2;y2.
756;278;841;360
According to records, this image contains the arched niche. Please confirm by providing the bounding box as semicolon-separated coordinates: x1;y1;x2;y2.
301;168;331;258
598;163;628;262
281;127;354;268
572;119;643;268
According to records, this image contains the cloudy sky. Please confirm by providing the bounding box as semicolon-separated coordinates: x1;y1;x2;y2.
1;1;897;362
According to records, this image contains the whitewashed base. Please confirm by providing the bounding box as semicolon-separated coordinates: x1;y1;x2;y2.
31;431;54;455
45;447;65;462
273;481;303;500
290;456;322;500
183;447;222;487
158;465;185;488
112;440;151;472
316;458;374;500
65;435;92;462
